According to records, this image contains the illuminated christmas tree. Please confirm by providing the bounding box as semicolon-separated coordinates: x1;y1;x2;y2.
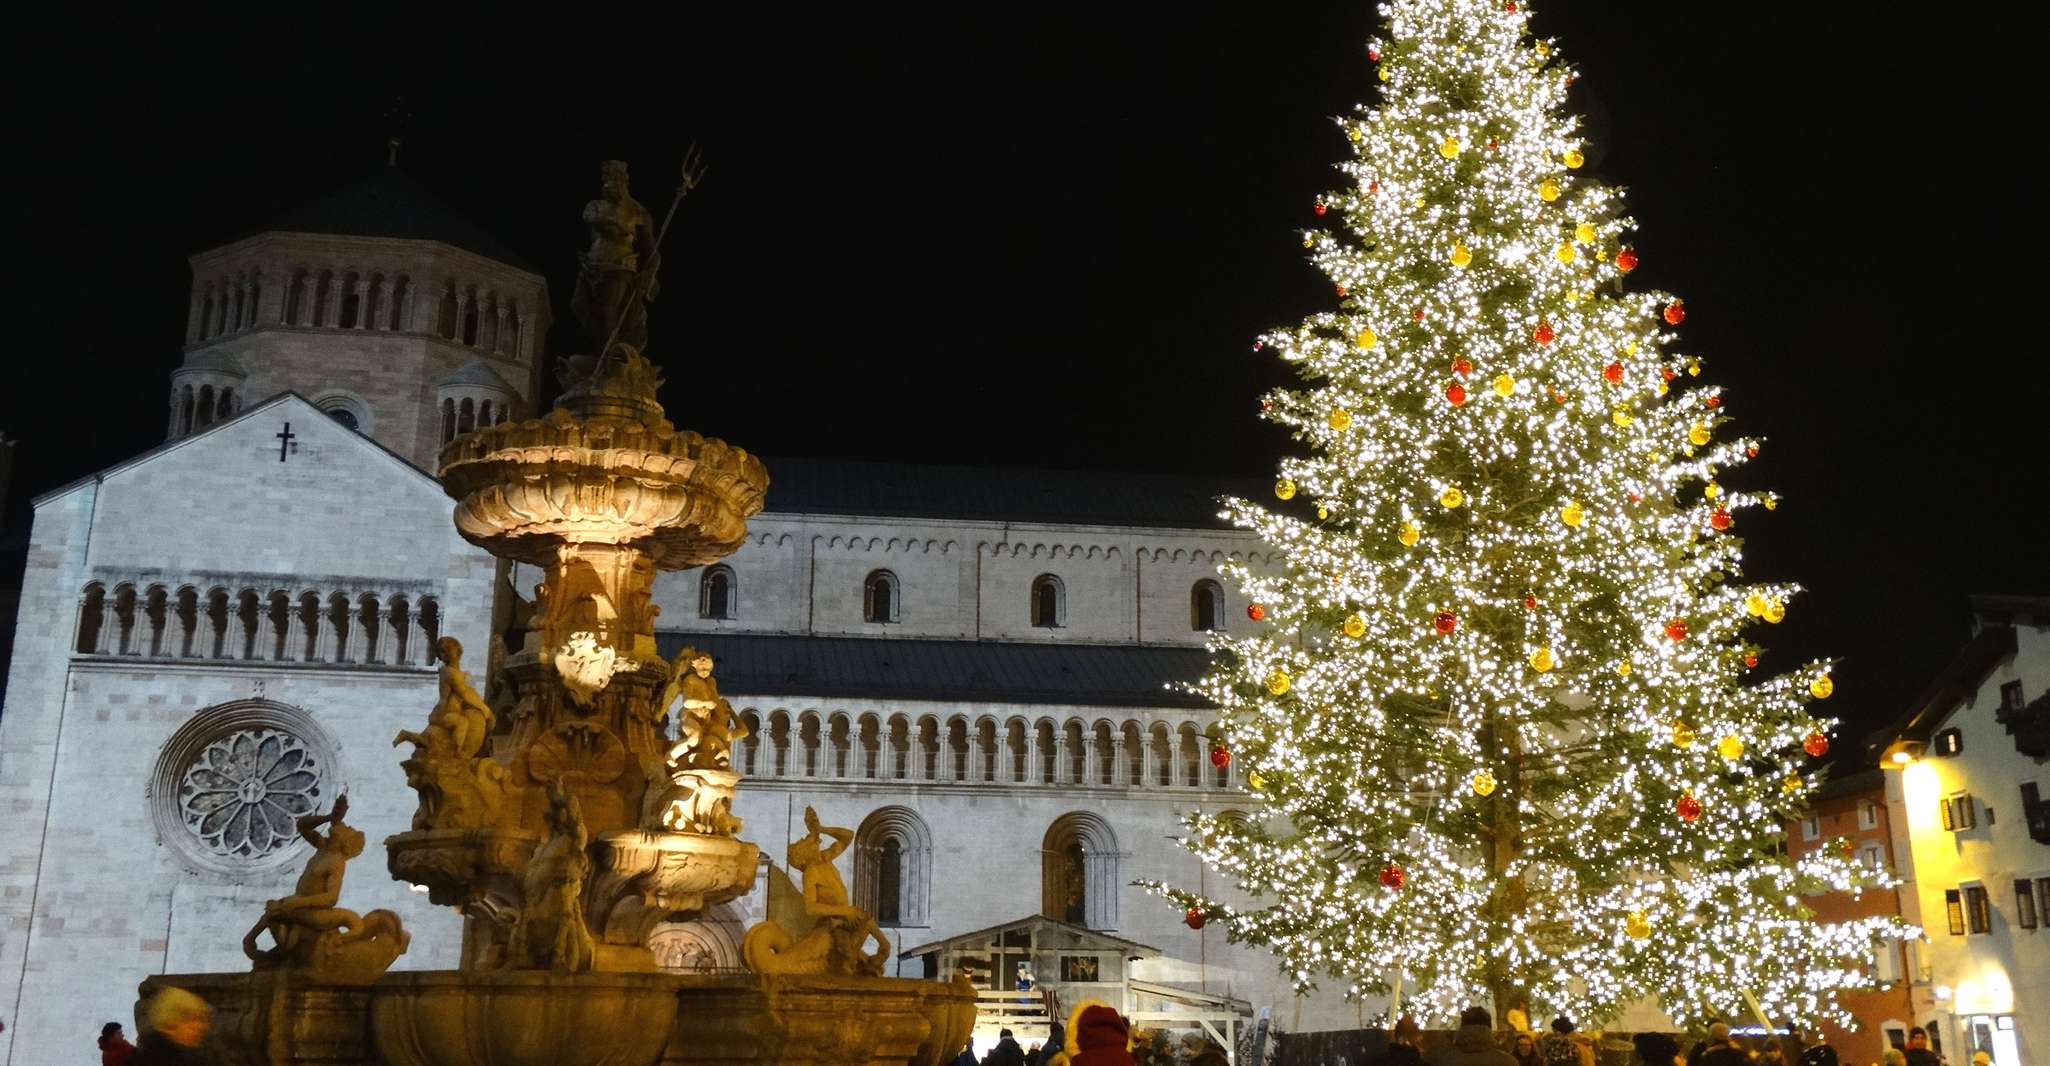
1160;0;1908;1028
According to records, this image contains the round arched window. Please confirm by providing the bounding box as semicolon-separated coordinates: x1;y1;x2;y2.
151;700;341;874
327;408;360;431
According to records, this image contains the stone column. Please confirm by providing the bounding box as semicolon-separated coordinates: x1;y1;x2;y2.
372;277;393;330
493;300;510;354
1052;734;1070;785
185;287;204;344
1081;735;1099;787
323;272;344;327
454;289;473;345
966;734;984;784
1110;736;1128;788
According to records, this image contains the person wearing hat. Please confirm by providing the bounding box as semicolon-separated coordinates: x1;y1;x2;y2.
1968;1052;1991;1066
1063;1000;1136;1066
1430;1007;1519;1066
99;1021;137;1065
131;987;211;1065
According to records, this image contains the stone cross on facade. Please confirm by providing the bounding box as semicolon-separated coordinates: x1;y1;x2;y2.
276;422;297;462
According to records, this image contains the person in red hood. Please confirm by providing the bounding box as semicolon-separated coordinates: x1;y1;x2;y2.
1064;1001;1136;1066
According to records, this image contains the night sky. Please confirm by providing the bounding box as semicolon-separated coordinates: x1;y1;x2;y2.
3;4;2042;749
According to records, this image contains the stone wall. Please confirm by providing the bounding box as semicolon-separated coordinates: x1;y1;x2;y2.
0;395;495;1066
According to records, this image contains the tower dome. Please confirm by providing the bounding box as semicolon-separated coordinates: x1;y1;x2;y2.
166;163;549;468
435;359;521;444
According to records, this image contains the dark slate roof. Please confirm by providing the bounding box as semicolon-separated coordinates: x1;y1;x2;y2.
264;167;537;271
758;458;1266;530
654;632;1214;709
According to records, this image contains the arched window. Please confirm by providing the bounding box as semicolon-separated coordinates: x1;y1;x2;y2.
180;386;196;436
438;287;458;338
389;275;411;330
338;273;361;328
1031;574;1064;628
864;570;899;624
75;583;107;653
196;385;216;429
286;273;308;325
441;399;457;443
1191;580;1223;631
461;293;480;345
700;566;735;620
217;388;235;420
328;408;359;432
1042;813;1119;930
247;278;261;326
854;806;932;928
364;273;385;329
312;272;333;327
198;294;215;340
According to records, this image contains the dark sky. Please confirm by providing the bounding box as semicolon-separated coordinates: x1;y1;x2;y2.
3;4;2042;748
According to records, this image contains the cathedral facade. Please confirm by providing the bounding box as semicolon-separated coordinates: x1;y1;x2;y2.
0;172;1345;1066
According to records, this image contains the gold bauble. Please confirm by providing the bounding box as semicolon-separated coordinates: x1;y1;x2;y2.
1398;520;1421;547
1539;180;1561;202
1317;505;1329;520
1745;593;1769;617
1303;237;1315;249
1764;599;1787;624
1350;126;1366;142
1564;149;1585;169
1687;359;1702;377
1471;770;1498;797
1688;422;1712;447
1617;661;1633;677
1377;67;1391;83
1493;373;1516;397
1763;496;1779;511
1810;674;1834;700
1555;244;1577;264
1671;720;1695;748
1529;646;1556;673
1656;382;1670;396
1626;911;1651;940
1342;613;1367;639
1248;770;1267;790
1450;243;1474;268
1356;327;1378;349
1704;481;1722;499
1560;500;1585;527
1575;222;1597;243
1534;41;1552;57
1716;734;1745;760
1440;137;1462;159
1266;669;1291;696
1612;409;1634;427
1439;486;1465;509
1329;408;1353;431
1275;478;1297;500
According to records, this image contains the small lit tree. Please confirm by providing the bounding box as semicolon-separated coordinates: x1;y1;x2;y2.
1158;0;1909;1028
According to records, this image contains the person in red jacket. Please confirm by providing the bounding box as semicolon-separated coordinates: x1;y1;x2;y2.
99;1021;137;1065
1065;1000;1136;1066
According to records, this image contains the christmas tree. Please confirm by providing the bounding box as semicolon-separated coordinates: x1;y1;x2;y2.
1161;0;1909;1028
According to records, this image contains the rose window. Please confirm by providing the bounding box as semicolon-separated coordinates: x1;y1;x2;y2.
177;728;324;859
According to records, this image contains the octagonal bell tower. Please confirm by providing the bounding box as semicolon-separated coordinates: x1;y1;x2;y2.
166;162;549;469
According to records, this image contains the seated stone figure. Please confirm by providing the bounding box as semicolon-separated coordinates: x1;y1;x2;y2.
660;648;750;771
241;795;409;984
506;782;596;973
393;636;505;830
742;806;888;976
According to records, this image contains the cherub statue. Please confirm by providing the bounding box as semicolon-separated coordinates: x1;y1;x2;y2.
393;636;495;757
741;806;888;975
660;649;750;770
241;795;408;983
508;783;595;973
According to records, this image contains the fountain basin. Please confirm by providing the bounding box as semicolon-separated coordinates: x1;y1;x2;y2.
372;970;679;1066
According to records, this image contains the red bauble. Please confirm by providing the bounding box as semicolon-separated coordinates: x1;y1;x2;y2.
1534;321;1556;345
1433;610;1459;635
1704;395;1722;409
1676;794;1703;822
1452;357;1474;377
1504;1;1518;11
1804;732;1830;758
1660;367;1677;382
1628;491;1643;502
1603;362;1624;384
1664;618;1689;642
1184;907;1207;930
1313;201;1328;216
1260;399;1273;411
1552;391;1568;404
1210;746;1232;769
1615;248;1639;273
1335;284;1349;297
1663;300;1687;325
1251;341;1263;352
1247;603;1266;622
1379;863;1407;890
1487;138;1500;151
1367;48;1381;62
1743;653;1759;668
1369;180;1381;194
1413;308;1426;321
1523;595;1538;610
1446;382;1469;406
1746;445;1760;458
1710;510;1733;531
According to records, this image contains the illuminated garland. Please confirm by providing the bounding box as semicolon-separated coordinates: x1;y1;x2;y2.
1151;0;1912;1028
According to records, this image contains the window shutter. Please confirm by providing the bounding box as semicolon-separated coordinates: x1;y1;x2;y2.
1959;794;1977;829
2018;879;2040;930
1945;889;1965;935
1941;798;1955;831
